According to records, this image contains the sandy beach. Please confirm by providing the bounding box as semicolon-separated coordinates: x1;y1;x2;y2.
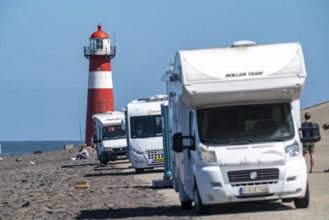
1;136;329;220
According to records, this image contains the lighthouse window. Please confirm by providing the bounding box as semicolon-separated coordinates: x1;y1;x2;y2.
90;39;103;50
96;39;103;49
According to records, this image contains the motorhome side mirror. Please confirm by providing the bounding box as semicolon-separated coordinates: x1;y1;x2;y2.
121;119;126;131
172;133;184;153
300;123;321;143
93;136;100;144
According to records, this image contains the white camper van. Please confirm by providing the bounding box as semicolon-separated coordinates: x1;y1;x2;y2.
162;41;320;214
92;111;127;164
125;95;168;173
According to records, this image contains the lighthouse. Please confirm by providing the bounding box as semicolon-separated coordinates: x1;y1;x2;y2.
84;24;116;146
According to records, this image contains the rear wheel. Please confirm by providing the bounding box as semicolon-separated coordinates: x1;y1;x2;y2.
294;182;309;208
194;185;210;215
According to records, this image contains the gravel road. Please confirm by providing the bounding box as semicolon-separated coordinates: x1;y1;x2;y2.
0;136;328;219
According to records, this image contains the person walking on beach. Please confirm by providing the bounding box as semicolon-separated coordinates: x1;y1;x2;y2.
322;123;329;172
302;112;316;173
76;145;90;160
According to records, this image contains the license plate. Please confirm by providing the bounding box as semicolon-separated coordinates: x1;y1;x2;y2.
239;186;269;195
154;157;164;163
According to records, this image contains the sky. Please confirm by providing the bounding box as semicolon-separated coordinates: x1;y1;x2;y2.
0;0;328;141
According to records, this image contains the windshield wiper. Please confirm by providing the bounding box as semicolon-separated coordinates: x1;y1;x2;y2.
248;137;286;143
202;137;251;145
201;138;222;144
226;139;254;145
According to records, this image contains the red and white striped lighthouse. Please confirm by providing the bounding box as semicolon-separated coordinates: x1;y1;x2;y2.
84;24;116;146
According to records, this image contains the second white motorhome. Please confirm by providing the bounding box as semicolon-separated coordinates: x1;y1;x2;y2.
162;41;320;214
92;111;127;164
124;95;168;173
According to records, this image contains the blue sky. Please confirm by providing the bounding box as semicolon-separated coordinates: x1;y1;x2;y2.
0;0;328;141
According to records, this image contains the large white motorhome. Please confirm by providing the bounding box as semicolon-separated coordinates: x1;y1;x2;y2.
124;95;168;173
92;111;127;164
162;41;320;214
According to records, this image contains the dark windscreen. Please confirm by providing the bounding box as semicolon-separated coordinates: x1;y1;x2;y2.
102;125;126;140
197;103;294;145
130;115;162;139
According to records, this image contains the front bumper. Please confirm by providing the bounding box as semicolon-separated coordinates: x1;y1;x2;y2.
129;150;164;169
102;146;127;160
193;158;307;205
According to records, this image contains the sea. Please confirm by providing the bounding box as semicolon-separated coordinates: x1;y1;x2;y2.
0;141;83;158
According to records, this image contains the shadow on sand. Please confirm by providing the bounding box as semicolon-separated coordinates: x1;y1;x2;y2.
76;201;293;219
84;167;164;177
61;163;99;168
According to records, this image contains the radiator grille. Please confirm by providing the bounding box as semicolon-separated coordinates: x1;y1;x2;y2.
228;168;279;186
145;149;164;160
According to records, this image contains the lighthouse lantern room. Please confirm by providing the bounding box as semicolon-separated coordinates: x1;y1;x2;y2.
84;24;116;58
83;24;116;146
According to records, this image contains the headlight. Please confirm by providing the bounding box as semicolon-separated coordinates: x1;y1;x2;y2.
132;148;144;155
285;141;300;158
199;146;217;163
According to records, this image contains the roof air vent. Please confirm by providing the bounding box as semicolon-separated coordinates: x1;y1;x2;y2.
231;40;256;47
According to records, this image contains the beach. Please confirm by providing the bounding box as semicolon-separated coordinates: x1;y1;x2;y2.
0;148;186;220
1;138;329;220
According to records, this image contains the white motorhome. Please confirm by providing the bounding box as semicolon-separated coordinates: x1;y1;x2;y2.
125;95;168;173
92;111;127;164
162;41;320;214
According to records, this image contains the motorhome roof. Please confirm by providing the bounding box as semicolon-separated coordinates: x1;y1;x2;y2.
132;94;168;103
164;42;307;107
126;95;168;117
178;42;305;83
92;111;124;126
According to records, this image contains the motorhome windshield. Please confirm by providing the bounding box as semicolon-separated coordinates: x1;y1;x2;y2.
198;103;294;145
102;125;126;140
130;115;162;139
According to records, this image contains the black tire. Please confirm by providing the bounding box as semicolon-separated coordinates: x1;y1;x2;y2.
135;168;144;174
194;185;210;215
109;156;117;162
294;182;310;208
178;179;192;209
100;156;107;165
181;201;193;209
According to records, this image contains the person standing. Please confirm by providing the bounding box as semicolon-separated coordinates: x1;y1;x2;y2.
302;112;315;173
323;123;329;172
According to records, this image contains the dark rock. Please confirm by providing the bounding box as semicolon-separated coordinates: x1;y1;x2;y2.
21;201;30;207
64;144;75;150
34;151;43;154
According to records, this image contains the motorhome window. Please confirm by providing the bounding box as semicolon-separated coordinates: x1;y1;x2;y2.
130;115;162;138
189;111;193;135
102;126;126;140
197;103;294;145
